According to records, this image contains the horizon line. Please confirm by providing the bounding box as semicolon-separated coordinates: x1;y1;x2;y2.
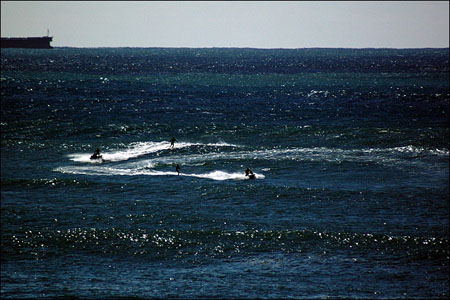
35;46;450;50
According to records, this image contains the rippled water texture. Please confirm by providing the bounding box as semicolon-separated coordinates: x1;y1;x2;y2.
1;47;449;298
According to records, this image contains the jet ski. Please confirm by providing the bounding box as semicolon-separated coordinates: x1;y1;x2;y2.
90;153;102;160
245;167;255;179
90;149;104;162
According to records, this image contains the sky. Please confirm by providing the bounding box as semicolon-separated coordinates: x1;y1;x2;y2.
1;1;449;48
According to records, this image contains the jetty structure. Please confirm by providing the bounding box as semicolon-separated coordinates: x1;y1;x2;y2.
1;30;53;49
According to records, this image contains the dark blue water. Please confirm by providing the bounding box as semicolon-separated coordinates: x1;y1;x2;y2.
1;47;449;299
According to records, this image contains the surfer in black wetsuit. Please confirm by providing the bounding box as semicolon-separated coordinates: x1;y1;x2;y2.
245;167;254;179
170;137;177;150
90;148;102;160
175;164;181;175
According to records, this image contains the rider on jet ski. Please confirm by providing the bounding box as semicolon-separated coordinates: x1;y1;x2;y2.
90;148;103;160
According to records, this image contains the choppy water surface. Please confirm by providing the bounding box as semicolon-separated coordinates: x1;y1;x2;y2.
1;47;449;299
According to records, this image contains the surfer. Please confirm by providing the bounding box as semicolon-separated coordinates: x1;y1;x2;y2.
90;148;103;160
245;167;255;179
170;137;177;150
175;164;181;175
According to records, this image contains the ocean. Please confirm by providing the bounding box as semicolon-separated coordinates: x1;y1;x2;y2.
1;47;449;299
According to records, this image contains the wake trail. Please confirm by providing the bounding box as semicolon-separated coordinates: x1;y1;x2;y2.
58;142;446;181
55;166;264;181
68;141;240;163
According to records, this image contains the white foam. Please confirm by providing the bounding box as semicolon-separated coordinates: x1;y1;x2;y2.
68;141;169;163
188;170;264;181
68;141;240;163
59;141;447;182
68;143;449;170
55;166;264;181
389;146;449;155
